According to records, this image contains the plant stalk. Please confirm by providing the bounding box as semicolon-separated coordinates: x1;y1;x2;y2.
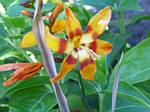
32;0;70;112
117;12;126;34
99;92;104;112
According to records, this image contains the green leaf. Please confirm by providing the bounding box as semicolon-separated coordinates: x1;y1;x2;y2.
117;0;143;11
128;15;150;25
2;16;26;29
111;37;150;84
7;1;24;17
67;95;85;111
70;5;91;29
105;81;150;112
0;0;14;8
135;80;150;94
77;0;113;8
9;85;57;112
0;51;23;60
0;76;49;98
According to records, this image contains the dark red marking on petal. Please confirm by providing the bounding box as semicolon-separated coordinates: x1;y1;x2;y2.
89;41;97;53
92;32;99;40
66;55;77;64
69;31;74;40
86;25;92;33
75;28;82;36
66;7;71;17
80;58;93;70
58;39;67;53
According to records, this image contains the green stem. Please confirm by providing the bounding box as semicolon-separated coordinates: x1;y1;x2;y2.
117;12;126;34
99;93;105;112
98;85;105;112
78;75;90;112
114;0;126;34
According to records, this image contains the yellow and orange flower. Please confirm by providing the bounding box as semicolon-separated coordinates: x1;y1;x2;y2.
0;63;43;86
46;6;112;82
21;6;112;82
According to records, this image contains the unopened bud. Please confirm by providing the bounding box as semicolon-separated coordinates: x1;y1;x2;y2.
21;10;34;18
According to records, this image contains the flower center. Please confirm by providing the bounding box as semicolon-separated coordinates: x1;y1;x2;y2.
74;41;80;48
83;47;100;61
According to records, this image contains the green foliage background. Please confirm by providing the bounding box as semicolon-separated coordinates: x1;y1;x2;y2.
0;0;150;112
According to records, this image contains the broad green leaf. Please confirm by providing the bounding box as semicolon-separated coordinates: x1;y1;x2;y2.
9;85;57;112
135;80;150;94
7;1;24;17
77;0;113;8
2;16;26;29
0;76;49;98
105;81;150;112
111;37;150;84
67;95;85;111
0;0;14;8
117;0;142;11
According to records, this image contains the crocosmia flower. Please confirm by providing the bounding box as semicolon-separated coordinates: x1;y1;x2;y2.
45;6;113;82
0;63;43;86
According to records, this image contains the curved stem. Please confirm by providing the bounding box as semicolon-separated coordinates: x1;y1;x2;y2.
32;0;70;112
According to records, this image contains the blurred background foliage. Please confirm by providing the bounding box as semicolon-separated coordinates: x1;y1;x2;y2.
0;0;150;112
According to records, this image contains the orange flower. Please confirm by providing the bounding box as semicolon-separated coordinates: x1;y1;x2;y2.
21;6;112;82
0;63;43;86
45;6;113;82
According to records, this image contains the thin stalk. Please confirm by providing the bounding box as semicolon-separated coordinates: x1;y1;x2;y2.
78;75;90;112
99;93;105;112
117;12;126;34
33;0;70;112
113;0;126;34
97;85;104;112
112;53;123;112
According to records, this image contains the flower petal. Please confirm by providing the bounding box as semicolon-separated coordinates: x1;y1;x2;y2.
3;63;43;86
21;27;50;48
51;50;78;82
21;31;36;48
0;63;28;71
78;49;96;80
86;6;111;40
65;7;82;41
45;33;74;54
52;20;66;33
88;39;113;55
